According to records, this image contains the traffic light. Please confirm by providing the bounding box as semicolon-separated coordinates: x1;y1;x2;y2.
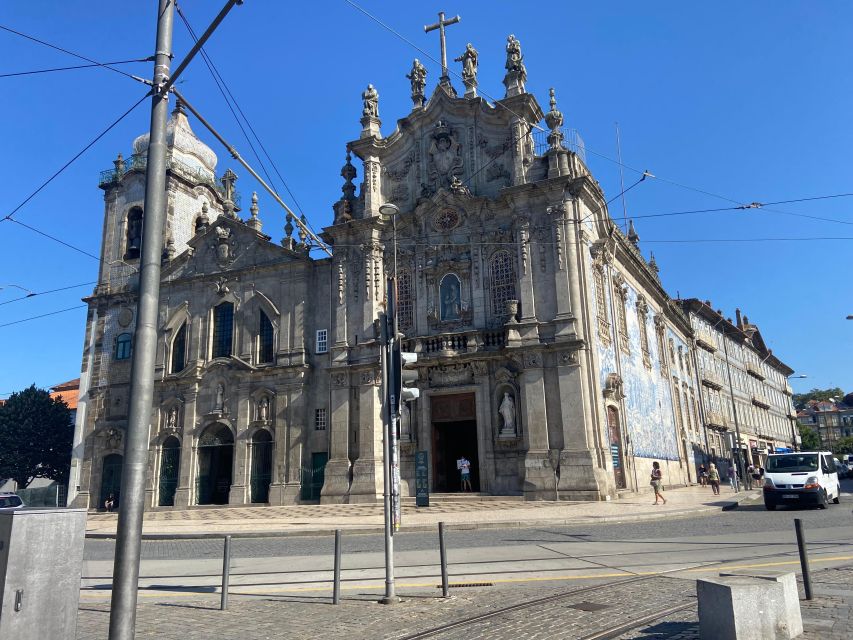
390;346;419;416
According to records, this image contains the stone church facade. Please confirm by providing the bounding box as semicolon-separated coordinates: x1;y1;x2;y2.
70;37;723;511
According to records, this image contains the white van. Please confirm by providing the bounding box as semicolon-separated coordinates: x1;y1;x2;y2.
762;451;841;510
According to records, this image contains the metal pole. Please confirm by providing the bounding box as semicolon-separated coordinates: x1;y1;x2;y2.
794;518;813;600
220;535;232;611
438;522;449;598
333;529;342;605
108;3;173;637
379;315;397;604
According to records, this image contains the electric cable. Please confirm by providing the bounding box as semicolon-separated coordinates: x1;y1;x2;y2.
0;304;87;329
0;281;97;306
6;219;102;261
1;91;150;223
0;24;149;83
0;57;152;79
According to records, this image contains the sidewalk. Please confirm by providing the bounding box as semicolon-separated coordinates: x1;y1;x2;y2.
86;485;756;538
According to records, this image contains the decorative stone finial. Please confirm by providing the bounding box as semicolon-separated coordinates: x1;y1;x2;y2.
454;43;478;98
406;59;427;109
649;251;659;275
503;34;527;97
220;168;238;218
282;212;295;249
246;191;262;231
627;219;640;246
297;213;309;252
172;98;186;117
360;85;382;138
545;88;564;150
195;202;210;235
113;152;126;179
334;151;356;225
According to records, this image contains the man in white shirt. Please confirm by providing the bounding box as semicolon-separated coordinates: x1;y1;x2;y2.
458;456;472;492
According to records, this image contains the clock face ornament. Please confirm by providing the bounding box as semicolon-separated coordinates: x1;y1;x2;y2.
434;208;460;232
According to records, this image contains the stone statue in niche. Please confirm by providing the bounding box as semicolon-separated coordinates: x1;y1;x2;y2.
440;274;462;321
499;392;517;435
214;383;226;413
166;406;179;432
428;122;463;190
362;84;379;118
258;396;269;422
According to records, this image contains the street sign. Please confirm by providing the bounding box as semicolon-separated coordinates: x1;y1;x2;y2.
415;450;429;507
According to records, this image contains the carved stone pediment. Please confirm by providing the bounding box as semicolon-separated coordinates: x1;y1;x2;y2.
603;372;625;400
428;363;473;387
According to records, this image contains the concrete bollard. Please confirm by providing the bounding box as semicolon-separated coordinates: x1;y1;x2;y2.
720;570;803;638
697;576;794;639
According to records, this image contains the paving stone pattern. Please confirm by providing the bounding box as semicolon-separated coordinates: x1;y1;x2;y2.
616;564;853;640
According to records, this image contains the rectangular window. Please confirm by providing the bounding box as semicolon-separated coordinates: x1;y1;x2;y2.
315;329;328;354
315;408;327;431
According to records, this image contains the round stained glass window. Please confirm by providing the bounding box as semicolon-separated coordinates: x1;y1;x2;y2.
434;208;460;231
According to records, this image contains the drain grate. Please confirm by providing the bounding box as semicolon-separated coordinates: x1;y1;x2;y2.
436;582;494;589
568;601;610;612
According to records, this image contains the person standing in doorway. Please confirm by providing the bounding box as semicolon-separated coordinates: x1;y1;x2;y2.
708;463;721;495
651;461;666;505
458;456;472;492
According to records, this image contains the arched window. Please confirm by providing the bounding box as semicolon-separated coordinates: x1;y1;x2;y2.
258;311;274;364
397;269;413;331
489;251;516;317
124;207;143;260
212;302;234;359
115;332;132;360
171;322;187;373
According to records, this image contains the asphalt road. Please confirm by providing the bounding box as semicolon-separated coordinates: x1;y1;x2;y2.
79;479;853;600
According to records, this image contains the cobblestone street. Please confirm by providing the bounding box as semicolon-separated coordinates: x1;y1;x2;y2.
75;564;853;639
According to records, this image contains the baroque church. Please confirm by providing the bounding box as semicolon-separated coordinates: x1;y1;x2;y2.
68;32;706;511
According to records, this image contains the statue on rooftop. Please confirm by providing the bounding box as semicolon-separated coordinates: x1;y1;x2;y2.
362;84;379;118
503;34;527;97
454;43;479;98
406;59;427;108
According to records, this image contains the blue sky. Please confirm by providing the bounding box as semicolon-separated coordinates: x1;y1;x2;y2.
1;1;851;397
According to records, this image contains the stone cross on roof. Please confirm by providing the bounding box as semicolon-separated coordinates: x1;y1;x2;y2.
424;11;461;86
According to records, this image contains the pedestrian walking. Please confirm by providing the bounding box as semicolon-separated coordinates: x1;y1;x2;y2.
698;464;708;487
457;456;472;492
708;463;721;495
650;461;667;505
745;463;755;490
726;465;739;492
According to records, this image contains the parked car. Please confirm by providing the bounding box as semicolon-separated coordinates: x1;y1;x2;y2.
763;452;841;510
0;493;25;509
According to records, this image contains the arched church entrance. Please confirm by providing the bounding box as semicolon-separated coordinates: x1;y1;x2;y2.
431;393;479;492
249;429;272;503
158;436;181;507
196;423;234;505
607;406;627;489
100;453;123;511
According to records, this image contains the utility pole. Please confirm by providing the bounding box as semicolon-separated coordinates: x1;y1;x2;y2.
379;277;399;604
108;1;173;637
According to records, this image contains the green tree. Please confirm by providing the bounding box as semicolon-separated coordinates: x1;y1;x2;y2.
798;422;821;451
832;436;853;456
792;387;846;409
0;385;72;488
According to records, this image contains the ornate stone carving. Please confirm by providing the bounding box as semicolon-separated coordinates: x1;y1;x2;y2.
471;360;488;377
164;405;180;436
428;121;463;190
331;372;348;388
494;366;517;384
406;59;427;109
428;363;473;387
545;88;565;150
503;34;527;97
523;351;541;368
359;369;379;386
257;396;270;422
449;175;471;196
559;351;578;366
214;277;230;296
433;208;461;232
603;372;626;400
104;426;123;450
214;226;236;267
454;43;478;97
361;84;379;118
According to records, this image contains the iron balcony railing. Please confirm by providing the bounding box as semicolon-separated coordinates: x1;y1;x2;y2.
532;127;586;163
99;153;240;206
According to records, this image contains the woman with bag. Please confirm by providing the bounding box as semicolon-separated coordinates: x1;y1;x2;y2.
708;463;721;495
651;461;666;505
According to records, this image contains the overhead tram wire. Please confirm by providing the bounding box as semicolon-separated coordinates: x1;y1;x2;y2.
1;91;150;223
0;57;152;79
0;24;151;84
0;304;88;329
6;219;102;261
0;281;97;306
174;3;316;235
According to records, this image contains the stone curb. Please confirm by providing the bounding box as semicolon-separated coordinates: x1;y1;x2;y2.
85;497;744;540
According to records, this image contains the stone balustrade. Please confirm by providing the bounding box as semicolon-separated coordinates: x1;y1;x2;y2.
403;328;506;356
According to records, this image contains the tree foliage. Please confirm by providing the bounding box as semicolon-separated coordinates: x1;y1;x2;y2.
798;423;821;451
0;385;72;488
792;387;846;409
832;436;853;456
